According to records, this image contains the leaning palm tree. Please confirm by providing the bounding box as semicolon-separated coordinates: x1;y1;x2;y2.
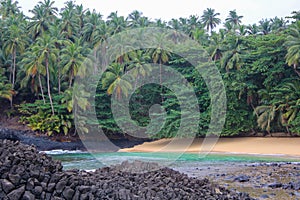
284;21;300;77
20;49;46;103
201;8;221;33
255;105;277;135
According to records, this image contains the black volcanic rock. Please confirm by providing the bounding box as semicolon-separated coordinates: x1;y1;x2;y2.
0;139;256;199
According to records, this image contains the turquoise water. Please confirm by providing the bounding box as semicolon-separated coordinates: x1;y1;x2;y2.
51;152;300;171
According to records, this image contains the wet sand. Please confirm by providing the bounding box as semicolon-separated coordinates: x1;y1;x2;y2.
119;137;300;156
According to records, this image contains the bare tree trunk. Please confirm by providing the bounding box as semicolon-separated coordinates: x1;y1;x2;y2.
46;53;55;115
38;73;46;104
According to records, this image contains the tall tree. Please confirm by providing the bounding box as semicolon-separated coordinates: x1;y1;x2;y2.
0;0;20;19
225;10;243;28
3;14;27;89
201;8;221;33
61;39;90;87
32;34;58;115
284;21;300;77
29;0;58;39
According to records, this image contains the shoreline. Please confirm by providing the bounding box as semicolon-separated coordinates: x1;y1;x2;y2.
119;137;300;157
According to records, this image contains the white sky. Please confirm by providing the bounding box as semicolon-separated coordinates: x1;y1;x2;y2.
18;0;300;25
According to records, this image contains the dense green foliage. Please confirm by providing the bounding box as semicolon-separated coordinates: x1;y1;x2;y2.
0;0;299;137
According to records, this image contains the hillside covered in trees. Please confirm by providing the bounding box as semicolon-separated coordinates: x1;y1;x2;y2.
0;0;300;137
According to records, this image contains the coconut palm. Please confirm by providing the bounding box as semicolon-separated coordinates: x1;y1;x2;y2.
128;10;142;28
20;49;46;103
221;35;245;72
147;33;171;85
102;63;132;99
60;2;79;40
107;11;128;34
201;8;221;33
246;24;259;35
32;34;58;115
284;21;300;77
2;15;27;89
225;10;243;28
0;69;14;102
60;39;90;88
127;50;152;89
29;0;58;39
0;0;20;19
258;19;271;35
255;104;277;135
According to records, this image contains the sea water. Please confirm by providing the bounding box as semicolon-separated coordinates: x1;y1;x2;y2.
50;151;300;171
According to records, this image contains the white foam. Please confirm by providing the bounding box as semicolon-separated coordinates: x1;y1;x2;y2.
42;149;83;155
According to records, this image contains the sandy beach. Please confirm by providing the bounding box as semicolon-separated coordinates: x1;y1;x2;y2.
119;137;300;156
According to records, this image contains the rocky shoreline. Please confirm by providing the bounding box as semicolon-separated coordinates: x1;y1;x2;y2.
0;139;254;199
0;127;150;151
173;161;300;199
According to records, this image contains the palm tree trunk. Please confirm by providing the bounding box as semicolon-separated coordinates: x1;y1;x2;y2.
38;73;46;104
58;58;61;94
69;71;73;88
12;48;16;89
293;64;300;77
46;53;55;115
160;61;163;103
94;50;98;73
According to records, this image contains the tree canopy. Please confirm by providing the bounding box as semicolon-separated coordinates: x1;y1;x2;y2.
0;0;299;137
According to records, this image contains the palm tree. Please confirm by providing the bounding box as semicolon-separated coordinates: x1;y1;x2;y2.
153;19;167;28
286;11;300;21
60;2;79;40
127;50;152;89
187;15;201;35
0;70;14;103
246;24;259;35
201;8;221;33
3;15;27;89
147;33;171;85
128;10;142;28
221;35;245;72
61;39;90;88
255;104;277;135
223;21;234;33
258;19;271;35
276;81;300;134
207;31;225;61
225;10;243;28
102;63;132;99
32;34;58;115
0;0;20;19
270;17;288;32
29;0;58;39
284;21;300;77
20;49;46;103
107;11;128;34
190;28;209;46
